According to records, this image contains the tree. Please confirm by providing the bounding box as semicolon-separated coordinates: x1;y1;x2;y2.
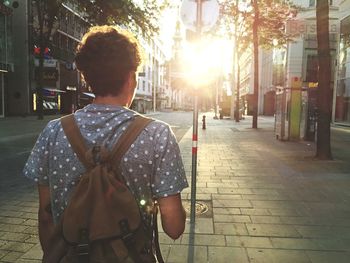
32;0;163;119
219;0;297;128
315;0;332;159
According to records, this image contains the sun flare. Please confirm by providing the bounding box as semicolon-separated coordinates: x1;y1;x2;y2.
180;38;232;87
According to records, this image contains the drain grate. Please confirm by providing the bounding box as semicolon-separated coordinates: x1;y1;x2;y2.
182;200;212;218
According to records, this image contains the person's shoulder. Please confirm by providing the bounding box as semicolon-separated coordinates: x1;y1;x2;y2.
140;116;171;133
41;117;62;135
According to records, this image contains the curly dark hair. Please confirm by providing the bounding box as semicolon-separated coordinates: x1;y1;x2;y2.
75;26;143;97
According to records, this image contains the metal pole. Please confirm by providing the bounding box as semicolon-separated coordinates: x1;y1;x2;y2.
190;0;202;226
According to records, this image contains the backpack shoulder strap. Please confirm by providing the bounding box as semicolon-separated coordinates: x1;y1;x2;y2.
110;115;153;166
60;114;91;169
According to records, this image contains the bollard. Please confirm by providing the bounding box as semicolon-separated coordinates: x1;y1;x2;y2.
202;115;206;130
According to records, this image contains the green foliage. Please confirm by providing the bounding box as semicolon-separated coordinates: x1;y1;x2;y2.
219;0;298;50
75;0;164;35
32;0;164;43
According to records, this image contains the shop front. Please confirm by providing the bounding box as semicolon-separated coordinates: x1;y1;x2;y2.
335;15;350;125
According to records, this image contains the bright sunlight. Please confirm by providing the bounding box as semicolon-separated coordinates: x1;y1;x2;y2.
180;38;232;87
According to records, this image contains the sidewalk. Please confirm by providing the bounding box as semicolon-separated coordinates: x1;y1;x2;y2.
1;113;350;262
159;113;350;262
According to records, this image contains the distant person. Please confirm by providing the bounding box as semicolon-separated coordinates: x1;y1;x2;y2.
23;25;188;262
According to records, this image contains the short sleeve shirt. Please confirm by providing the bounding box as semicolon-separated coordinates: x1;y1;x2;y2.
23;104;188;225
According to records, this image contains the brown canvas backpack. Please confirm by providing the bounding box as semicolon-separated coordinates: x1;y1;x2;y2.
43;114;164;263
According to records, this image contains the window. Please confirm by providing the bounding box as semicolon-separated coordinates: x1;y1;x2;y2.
305;55;318;82
143;81;145;91
60;35;67;50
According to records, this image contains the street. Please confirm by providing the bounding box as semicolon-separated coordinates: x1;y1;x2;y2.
0;111;350;262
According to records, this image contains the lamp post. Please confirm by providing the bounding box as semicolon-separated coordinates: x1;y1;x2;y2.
180;0;219;225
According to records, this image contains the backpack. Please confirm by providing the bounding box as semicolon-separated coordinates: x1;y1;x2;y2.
43;114;164;263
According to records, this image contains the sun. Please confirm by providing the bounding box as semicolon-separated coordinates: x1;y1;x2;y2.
180;38;232;87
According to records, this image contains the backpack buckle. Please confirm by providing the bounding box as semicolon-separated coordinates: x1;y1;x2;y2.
120;219;135;245
92;146;101;165
76;243;89;256
77;229;90;258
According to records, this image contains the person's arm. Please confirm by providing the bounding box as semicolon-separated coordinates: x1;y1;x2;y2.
157;194;186;240
38;184;54;253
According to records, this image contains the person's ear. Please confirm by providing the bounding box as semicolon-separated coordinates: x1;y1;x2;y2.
128;71;137;89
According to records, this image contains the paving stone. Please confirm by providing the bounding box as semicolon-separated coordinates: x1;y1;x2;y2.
0;250;9;260
242;194;288;201
279;216;314;225
213;208;241;215
246;224;301;238
213;199;252;208
0;232;31;242
214;214;251;223
268;208;304;216
240;208;271;216
196;188;218;194
183;218;214;234
207;182;238;188
218;188;254;194
226;236;273;248
295;225;350;238
23;236;39;245
250;215;282;224
270;237;321;250
191;194;212;200
313;238;350;251
247;248;311;263
211;194;242;200
21;227;37;235
208;246;249;263
0;225;27;233
181;234;225;246
214;223;248;235
306;251;350;263
0;218;25;225
21;213;37;220
167;245;207;263
17;243;42;261
1;241;34;253
1;251;22;262
0;211;24;218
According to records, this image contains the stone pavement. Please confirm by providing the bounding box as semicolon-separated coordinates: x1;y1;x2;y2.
1;113;350;262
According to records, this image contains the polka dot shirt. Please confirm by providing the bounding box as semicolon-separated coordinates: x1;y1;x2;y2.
23;104;188;224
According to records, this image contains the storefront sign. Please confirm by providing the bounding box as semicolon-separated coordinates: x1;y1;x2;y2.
286;19;339;36
34;59;57;68
35;68;59;81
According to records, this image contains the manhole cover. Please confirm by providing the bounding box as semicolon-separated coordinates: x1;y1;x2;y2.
182;200;212;217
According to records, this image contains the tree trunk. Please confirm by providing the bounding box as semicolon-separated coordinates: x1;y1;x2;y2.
235;63;240;122
316;0;332;159
252;0;259;128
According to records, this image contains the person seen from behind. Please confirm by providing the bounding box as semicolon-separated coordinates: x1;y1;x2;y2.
23;25;188;262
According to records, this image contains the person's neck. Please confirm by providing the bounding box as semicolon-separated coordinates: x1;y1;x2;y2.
93;95;130;107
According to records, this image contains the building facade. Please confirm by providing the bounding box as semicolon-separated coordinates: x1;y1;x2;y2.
0;1;14;118
334;0;350;125
132;35;171;113
3;0;172;117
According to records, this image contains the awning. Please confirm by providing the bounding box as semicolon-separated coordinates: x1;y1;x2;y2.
82;92;95;98
43;88;66;93
134;96;152;102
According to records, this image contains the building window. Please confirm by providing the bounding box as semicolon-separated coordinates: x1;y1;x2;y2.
143;80;145;91
60;34;67;50
305;55;318;83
